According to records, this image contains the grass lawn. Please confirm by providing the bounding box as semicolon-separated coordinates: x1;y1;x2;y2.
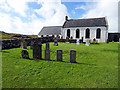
1;42;118;88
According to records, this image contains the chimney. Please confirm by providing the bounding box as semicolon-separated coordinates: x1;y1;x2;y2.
65;16;68;21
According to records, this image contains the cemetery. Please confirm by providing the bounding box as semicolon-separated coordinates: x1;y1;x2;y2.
1;38;118;88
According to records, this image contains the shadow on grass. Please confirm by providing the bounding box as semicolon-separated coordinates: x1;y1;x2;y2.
27;58;96;66
1;51;9;53
102;49;118;53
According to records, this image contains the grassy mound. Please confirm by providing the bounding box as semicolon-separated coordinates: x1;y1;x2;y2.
2;42;118;88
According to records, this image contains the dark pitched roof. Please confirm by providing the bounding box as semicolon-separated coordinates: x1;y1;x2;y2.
38;26;61;35
62;17;108;28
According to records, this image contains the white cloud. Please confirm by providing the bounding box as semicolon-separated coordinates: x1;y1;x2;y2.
0;0;68;35
75;5;86;10
81;0;119;32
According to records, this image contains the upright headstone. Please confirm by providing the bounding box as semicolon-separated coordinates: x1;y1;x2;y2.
93;38;96;44
57;50;62;62
54;38;58;46
70;36;73;39
119;38;120;44
66;36;69;43
70;50;76;63
23;40;27;49
20;39;24;48
80;39;82;43
21;49;29;59
33;42;42;59
81;37;83;43
38;42;42;60
45;43;50;60
112;40;114;43
106;39;109;43
30;41;34;49
85;40;89;46
76;39;80;45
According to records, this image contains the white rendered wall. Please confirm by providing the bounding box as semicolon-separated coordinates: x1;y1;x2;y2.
61;27;108;42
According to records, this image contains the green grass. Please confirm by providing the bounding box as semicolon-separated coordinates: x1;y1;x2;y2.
2;42;118;88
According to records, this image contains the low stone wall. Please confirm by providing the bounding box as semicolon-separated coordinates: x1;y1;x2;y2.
1;37;53;50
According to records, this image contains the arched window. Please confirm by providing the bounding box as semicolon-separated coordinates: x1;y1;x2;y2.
96;28;101;39
86;28;90;38
76;29;80;38
67;29;70;38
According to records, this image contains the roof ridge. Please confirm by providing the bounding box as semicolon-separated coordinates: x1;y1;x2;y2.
43;26;62;28
69;17;106;21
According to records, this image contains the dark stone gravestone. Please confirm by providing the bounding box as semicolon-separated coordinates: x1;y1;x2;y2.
81;37;83;43
57;35;60;39
57;50;62;62
46;42;50;50
30;41;34;49
52;35;55;38
70;50;76;63
23;40;27;49
33;42;42;59
54;38;58;46
45;43;50;60
106;39;109;43
93;38;96;44
80;39;82;43
21;49;29;59
70;36;73;39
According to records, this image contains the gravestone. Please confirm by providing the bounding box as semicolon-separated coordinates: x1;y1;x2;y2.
54;38;58;46
57;50;62;62
30;41;34;49
119;38;120;44
46;42;50;50
70;50;76;63
33;42;42;59
106;39;109;43
76;39;80;45
80;39;82;43
45;43;50;60
66;36;69;43
112;40;114;43
70;36;73;39
85;40;89;46
81;37;83;43
23;40;27;49
93;38;96;44
21;49;29;59
20;39;24;48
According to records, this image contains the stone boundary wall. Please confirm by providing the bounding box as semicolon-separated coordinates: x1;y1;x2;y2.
1;37;53;50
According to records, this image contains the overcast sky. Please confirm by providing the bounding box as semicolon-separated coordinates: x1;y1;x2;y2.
0;0;119;35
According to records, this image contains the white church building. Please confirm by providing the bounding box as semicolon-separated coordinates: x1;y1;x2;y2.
38;16;109;42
